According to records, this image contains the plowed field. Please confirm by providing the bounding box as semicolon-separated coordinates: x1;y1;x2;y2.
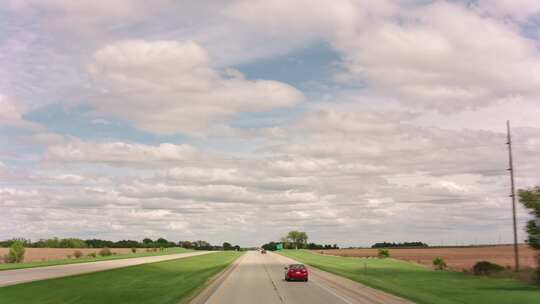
315;245;537;270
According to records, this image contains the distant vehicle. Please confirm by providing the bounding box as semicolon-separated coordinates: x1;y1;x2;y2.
284;264;308;281
261;249;267;254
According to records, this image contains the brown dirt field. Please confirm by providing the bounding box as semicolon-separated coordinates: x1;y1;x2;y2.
315;245;538;271
0;248;134;262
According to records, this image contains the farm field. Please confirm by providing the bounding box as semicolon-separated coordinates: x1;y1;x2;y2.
315;244;537;270
0;251;242;304
0;247;193;271
280;250;540;304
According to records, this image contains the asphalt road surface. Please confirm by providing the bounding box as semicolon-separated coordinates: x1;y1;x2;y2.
0;251;212;287
194;251;412;304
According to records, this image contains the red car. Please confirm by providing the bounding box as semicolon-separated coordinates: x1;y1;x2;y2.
284;264;308;281
261;249;267;254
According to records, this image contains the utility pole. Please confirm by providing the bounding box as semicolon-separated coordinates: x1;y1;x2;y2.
506;120;520;272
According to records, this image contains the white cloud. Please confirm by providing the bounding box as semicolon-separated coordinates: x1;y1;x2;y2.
45;140;200;165
28;106;533;245
166;167;242;184
412;97;540;131
337;2;540;111
2;119;536;245
224;0;395;37
218;0;396;65
119;182;318;205
226;1;540;112
51;174;86;184
476;0;540;21
87;40;303;136
7;0;173;24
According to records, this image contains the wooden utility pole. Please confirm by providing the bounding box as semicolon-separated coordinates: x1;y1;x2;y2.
506;120;520;271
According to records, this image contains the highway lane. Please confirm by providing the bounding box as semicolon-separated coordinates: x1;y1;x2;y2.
198;251;412;304
0;251;213;287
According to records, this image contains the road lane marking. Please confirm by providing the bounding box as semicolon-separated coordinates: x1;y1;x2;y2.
310;279;355;304
263;258;286;304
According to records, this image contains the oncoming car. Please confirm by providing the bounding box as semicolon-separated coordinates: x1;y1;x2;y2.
284;264;308;281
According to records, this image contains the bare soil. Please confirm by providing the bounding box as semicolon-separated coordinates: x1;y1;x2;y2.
315;244;537;271
0;248;134;262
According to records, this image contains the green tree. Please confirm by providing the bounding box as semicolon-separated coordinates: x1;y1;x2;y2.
8;240;25;263
156;238;169;247
142;238;154;247
286;231;309;249
261;241;278;251
59;238;87;248
433;257;447;270
222;242;232;250
518;186;540;280
518;186;540;249
298;232;308;248
43;238;60;248
287;231;299;249
194;240;211;249
179;241;193;249
378;248;390;258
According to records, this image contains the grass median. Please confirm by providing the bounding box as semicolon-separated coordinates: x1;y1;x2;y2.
0;247;193;271
279;250;540;304
0;251;242;304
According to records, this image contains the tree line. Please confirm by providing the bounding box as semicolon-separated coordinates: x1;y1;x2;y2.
0;237;241;251
261;231;339;251
371;241;428;248
261;241;339;251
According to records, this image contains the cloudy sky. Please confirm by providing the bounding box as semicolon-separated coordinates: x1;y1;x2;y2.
1;0;540;247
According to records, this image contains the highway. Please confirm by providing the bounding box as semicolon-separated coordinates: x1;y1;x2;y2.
0;251;212;287
192;251;412;304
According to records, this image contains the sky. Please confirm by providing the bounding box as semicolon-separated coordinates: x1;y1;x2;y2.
1;0;540;247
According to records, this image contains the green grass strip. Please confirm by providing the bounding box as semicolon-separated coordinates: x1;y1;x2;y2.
279;250;540;304
0;247;193;271
0;251;242;304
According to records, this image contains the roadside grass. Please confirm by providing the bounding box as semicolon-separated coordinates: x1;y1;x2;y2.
279;250;540;304
0;247;193;271
0;251;242;304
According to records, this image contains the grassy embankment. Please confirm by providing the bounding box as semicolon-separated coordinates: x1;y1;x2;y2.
0;251;241;304
0;247;193;271
280;250;540;304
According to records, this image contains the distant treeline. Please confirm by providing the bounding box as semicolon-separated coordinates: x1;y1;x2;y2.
262;241;339;251
0;238;241;251
371;241;428;248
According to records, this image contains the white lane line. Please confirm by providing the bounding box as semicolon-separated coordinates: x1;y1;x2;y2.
263;257;286;304
310;279;355;304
